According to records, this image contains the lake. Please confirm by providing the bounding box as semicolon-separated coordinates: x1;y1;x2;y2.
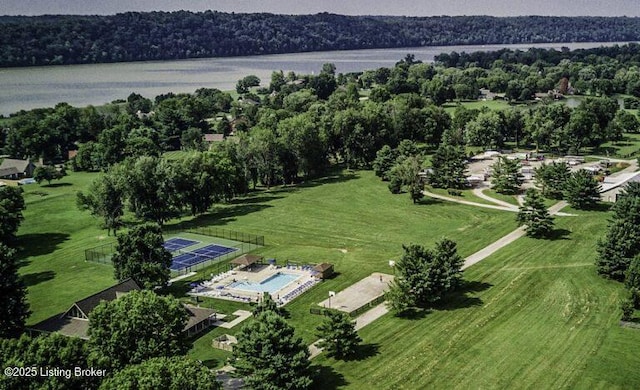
0;41;634;116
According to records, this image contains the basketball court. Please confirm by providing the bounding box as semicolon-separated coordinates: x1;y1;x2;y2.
318;272;394;313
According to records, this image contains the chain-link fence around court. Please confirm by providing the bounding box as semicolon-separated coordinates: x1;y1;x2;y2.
85;227;264;274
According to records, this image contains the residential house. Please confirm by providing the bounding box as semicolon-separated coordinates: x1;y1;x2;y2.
30;279;217;339
0;158;39;179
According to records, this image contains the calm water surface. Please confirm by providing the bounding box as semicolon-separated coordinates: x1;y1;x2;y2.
0;42;634;115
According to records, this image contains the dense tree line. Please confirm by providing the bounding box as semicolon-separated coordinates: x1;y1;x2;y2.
2;12;640;67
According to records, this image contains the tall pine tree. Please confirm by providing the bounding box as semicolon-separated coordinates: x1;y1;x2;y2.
517;188;554;238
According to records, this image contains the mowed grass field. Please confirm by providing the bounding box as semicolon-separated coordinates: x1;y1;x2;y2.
14;169;640;388
313;210;640;389
15;172;117;324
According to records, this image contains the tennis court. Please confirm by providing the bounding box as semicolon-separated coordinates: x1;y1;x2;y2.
170;244;239;271
163;237;199;252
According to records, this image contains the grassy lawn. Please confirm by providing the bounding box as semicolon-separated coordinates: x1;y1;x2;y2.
426;186;496;206
443;100;519;115
482;189;520;206
171;171;519;361
15;172;117;325
15;168;640;388
313;212;640;389
587;133;640;159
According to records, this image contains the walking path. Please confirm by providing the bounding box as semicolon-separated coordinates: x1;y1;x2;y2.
423;189;518;212
472;187;519;210
212;310;252;329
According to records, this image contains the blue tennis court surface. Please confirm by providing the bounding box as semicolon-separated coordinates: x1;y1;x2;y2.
163;238;199;252
170;244;239;271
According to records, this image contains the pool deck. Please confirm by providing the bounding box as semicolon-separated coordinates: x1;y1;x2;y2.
189;264;319;305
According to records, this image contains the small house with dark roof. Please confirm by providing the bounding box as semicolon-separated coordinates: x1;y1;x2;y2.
0;158;38;179
30;279;217;339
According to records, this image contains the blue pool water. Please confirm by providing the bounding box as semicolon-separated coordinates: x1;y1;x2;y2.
229;273;299;294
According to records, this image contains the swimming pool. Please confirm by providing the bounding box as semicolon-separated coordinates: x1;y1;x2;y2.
229;272;299;294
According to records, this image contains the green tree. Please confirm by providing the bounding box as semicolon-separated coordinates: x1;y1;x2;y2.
564;169;601;209
316;310;362;359
253;292;286;317
429;144;467;189
33;165;64;185
248;126;282;189
88;290;189;371
123;156;179;225
517;188;554;238
0;333;98;390
373;145;399;180
0;186;25;244
77;172;124;236
626;255;640;290
596;190;640;280
232;311;312;390
388;156;424;203
491;156;523;194
534;161;570;199
99;356;221;390
464;111;504;149
387;238;464;314
111;223;172;288
613;110;640;134
0;244;30;338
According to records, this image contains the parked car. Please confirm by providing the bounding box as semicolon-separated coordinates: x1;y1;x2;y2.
17;178;36;185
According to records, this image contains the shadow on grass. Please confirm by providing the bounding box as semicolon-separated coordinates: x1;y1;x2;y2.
547;228;571;241
434;280;492;311
171;203;274;230
201;358;220;369
15;233;70;264
311;365;349;390
40;182;73;188
21;270;55;287
342;343;380;362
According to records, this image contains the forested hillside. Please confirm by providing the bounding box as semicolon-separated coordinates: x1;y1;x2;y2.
2;12;640;67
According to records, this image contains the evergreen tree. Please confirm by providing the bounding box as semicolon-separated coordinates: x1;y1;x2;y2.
372;145;398;180
232;311;312;390
111;223;172;289
429;143;467;189
387;238;464;314
564;169;601;209
596;220;640;281
0;244;30;338
491;156;523;194
316;310;362;359
626;255;640;290
253;292;286;317
517;188;554;238
534;161;570;199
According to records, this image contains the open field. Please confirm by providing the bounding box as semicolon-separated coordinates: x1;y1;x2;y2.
15;172;117;325
312;212;640;389
14;168;640;388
